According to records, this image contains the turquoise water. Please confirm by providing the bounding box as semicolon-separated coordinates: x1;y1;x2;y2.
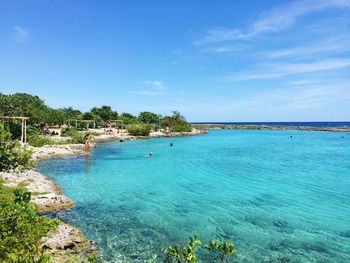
38;130;350;262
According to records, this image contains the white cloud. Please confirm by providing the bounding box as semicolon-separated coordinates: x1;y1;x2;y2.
13;26;29;42
131;80;167;96
131;90;163;96
199;46;242;53
264;35;350;58
228;58;350;81
194;0;350;44
212;83;350;111
271;85;350;108
144;80;166;90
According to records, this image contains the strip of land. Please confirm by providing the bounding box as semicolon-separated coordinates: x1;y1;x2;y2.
193;124;350;132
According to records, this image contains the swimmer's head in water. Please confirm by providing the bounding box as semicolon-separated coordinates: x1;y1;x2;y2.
149;152;153;157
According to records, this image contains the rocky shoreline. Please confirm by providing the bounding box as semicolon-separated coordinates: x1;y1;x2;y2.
31;144;86;162
0;170;75;212
0;128;205;262
0;168;97;262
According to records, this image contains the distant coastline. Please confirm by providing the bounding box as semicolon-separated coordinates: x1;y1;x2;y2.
192;122;350;132
192;121;350;127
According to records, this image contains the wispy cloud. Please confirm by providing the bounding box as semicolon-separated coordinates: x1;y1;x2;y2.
144;80;166;90
228;58;350;81
269;84;350;108
233;84;350;111
131;90;164;96
264;35;350;58
215;83;350;111
131;80;167;96
13;26;29;42
199;46;242;53
194;0;350;45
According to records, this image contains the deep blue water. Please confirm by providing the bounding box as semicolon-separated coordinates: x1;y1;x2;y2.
38;130;350;262
192;122;350;127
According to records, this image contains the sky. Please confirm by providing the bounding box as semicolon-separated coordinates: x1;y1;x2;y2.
1;0;350;122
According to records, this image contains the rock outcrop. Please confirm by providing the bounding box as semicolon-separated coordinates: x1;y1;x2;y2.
42;223;98;263
0;170;75;212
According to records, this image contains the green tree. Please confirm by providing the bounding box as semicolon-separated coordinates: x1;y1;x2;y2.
81;112;102;127
0;93;48;125
171;111;186;123
138;111;160;124
90;105;118;121
161;111;192;132
58;107;82;120
120;112;139;125
161;116;173;129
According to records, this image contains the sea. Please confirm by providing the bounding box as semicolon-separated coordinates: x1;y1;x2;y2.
38;127;350;262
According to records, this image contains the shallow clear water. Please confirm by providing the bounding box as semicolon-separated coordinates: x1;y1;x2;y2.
38;130;350;262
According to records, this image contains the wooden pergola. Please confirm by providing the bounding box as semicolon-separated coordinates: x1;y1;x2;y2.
0;116;29;143
69;119;96;129
104;119;125;128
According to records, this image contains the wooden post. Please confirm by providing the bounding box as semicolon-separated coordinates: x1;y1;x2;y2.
20;119;24;143
24;119;27;143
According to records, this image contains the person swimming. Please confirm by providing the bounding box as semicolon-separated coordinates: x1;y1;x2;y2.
170;143;173;147
148;152;153;157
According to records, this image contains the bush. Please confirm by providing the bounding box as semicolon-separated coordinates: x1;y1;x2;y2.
90;131;102;136
61;127;84;144
0;182;60;262
166;236;237;263
28;134;53;147
127;124;151;136
0;123;32;172
170;122;192;133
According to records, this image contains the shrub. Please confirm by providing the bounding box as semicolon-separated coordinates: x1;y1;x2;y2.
61;127;84;144
165;236;237;263
0;123;32;172
90;131;102;136
166;235;201;263
127;124;151;136
205;239;237;262
170;122;192;133
28;134;53;147
0;182;60;262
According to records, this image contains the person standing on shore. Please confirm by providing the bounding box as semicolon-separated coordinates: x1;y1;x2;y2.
84;131;93;152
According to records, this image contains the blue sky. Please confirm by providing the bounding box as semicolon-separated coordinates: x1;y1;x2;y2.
1;0;350;121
